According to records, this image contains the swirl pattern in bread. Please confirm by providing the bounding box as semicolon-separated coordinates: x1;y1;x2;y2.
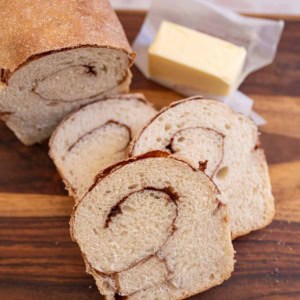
130;96;274;238
70;151;234;299
49;94;156;201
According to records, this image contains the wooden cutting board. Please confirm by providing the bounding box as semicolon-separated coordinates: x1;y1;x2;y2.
0;11;299;300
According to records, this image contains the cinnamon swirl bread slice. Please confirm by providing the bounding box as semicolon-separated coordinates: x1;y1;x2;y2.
70;151;234;299
49;94;156;201
130;96;274;238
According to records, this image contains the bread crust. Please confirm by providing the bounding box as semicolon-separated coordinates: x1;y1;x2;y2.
0;0;135;75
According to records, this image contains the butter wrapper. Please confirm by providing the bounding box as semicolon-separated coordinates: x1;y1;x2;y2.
132;0;284;125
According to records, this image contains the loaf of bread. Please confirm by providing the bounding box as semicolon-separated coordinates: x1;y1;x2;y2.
130;96;275;238
49;94;156;201
0;0;135;145
70;151;234;299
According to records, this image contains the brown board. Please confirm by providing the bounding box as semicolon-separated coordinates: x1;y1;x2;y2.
0;11;299;300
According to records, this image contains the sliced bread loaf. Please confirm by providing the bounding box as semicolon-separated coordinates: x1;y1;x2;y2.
49;94;156;201
0;0;135;145
70;151;234;299
130;96;274;238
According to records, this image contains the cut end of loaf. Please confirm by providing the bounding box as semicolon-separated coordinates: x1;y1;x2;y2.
0;46;134;145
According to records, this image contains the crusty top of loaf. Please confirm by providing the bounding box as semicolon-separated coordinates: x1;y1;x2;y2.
0;0;134;73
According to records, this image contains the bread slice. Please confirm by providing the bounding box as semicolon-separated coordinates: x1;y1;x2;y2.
130;96;274;238
70;151;234;299
49;94;157;201
0;0;135;145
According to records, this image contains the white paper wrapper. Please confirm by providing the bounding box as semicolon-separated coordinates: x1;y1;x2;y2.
112;0;300;15
132;0;284;125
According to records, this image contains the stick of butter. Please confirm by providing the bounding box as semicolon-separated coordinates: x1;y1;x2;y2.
148;21;247;96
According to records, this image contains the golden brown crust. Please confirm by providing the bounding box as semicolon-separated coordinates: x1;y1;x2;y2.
0;0;135;74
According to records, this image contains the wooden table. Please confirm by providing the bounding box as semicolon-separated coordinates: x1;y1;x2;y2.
0;11;299;300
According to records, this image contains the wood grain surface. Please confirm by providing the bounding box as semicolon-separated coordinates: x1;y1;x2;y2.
0;11;299;300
